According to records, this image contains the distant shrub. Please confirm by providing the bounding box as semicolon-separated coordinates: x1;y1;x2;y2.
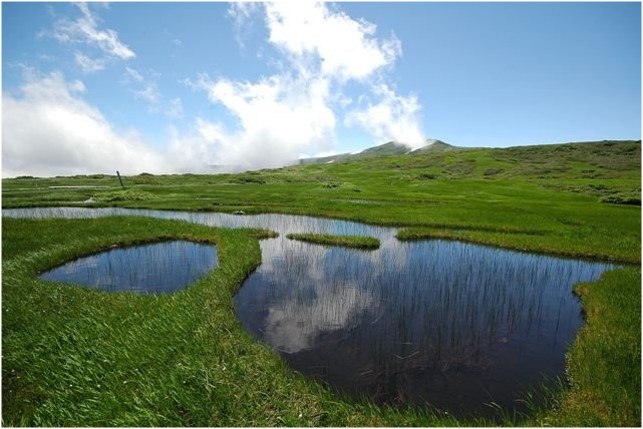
132;173;160;185
600;194;641;206
16;175;35;179
445;160;475;177
416;173;437;180
483;168;503;177
231;175;266;184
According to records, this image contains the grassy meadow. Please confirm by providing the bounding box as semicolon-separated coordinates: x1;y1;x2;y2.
2;140;640;426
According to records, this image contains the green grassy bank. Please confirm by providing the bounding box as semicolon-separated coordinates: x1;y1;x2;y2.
2;217;639;426
2;140;640;425
3;141;640;263
2;216;474;426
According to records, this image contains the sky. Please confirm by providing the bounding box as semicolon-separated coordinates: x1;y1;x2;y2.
2;1;641;177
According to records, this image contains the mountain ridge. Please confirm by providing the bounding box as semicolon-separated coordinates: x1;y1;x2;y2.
299;138;455;165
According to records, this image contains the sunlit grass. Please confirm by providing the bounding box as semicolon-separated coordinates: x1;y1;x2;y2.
3;214;639;426
558;267;641;426
2;217;473;426
2;140;640;426
3;142;639;263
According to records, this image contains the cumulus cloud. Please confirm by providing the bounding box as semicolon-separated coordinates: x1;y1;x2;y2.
346;83;426;148
177;2;424;170
265;2;401;81
187;72;335;168
4;3;427;177
2;71;169;177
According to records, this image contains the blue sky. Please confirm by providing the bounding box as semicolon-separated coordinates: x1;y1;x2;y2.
2;2;641;177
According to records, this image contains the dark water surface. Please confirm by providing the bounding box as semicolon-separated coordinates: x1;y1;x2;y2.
236;237;611;416
40;240;218;294
4;207;617;416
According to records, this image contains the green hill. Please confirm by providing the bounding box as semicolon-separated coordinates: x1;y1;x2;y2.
298;138;455;165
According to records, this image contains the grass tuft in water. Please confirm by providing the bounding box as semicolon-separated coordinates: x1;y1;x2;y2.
286;233;380;249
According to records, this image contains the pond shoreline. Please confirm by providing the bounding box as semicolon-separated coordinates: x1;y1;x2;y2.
3;207;624;421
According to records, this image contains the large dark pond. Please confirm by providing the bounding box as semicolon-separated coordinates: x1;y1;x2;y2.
4;207;617;416
40;240;218;294
237;238;607;416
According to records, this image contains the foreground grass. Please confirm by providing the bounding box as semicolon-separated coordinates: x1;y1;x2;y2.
562;267;641;426
2;217;472;426
2;217;639;426
286;233;380;249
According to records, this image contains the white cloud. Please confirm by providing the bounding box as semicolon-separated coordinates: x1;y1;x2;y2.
176;2;423;170
51;2;134;71
124;66;144;83
2;71;170;177
265;2;401;81
74;52;106;73
228;2;261;49
185;71;336;169
133;83;161;105
5;3;427;177
346;83;426;148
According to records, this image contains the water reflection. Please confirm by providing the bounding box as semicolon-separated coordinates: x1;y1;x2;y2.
236;237;611;415
4;207;616;415
40;240;217;294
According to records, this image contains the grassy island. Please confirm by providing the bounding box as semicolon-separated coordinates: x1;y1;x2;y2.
286;233;380;249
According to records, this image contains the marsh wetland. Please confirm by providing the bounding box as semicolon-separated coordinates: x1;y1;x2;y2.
2;141;640;426
6;207;617;416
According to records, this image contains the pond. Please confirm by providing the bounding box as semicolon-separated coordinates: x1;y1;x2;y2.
40;240;218;294
3;207;617;416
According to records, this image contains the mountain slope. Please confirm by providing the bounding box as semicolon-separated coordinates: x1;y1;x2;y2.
299;138;454;165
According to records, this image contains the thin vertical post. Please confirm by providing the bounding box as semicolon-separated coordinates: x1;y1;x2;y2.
116;171;125;189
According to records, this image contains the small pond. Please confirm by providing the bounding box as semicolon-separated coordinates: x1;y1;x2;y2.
40;240;218;294
4;207;617;416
